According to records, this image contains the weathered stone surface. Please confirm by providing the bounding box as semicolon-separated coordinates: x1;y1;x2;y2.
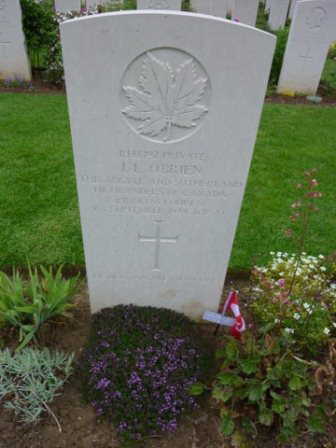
278;0;336;95
268;0;290;30
190;0;230;17
0;0;31;82
289;0;314;19
232;0;259;26
137;0;181;9
289;0;301;18
86;0;99;7
61;11;275;318
55;0;81;13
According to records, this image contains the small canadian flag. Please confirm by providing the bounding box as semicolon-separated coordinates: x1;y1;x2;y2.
203;290;246;340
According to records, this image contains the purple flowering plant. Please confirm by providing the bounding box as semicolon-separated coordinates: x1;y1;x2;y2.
78;305;212;443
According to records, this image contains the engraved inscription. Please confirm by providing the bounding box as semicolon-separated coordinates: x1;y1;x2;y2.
80;159;243;217
138;220;179;271
92;272;215;282
80;147;243;218
0;31;10;46
121;48;210;143
306;7;327;30
148;0;169;8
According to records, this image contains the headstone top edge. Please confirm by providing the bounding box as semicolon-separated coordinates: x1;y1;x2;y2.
60;10;276;40
296;0;334;5
293;0;336;13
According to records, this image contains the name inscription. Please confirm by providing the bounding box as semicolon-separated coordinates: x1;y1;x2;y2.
80;148;244;217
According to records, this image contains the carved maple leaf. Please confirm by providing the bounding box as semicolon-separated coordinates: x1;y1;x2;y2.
122;52;208;141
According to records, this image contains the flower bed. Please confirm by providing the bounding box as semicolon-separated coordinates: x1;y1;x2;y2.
78;305;213;443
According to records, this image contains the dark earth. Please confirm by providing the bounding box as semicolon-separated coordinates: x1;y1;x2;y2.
0;276;335;448
0;281;226;448
1;74;336;106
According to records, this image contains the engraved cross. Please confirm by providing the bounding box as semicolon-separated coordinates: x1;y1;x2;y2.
300;46;313;67
138;220;179;272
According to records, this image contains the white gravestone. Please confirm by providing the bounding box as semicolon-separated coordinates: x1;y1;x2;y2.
55;0;81;13
86;0;99;8
289;0;297;18
61;11;275;318
268;0;290;30
85;0;97;7
232;0;259;26
278;0;336;96
0;0;31;82
289;0;312;19
137;0;182;10
190;0;230;17
289;0;305;19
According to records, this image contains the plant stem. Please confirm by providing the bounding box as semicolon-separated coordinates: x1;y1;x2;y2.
41;399;62;433
287;199;311;297
29;382;63;432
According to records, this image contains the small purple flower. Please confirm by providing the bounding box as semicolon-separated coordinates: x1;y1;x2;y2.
118;421;128;431
80;305;211;441
96;378;110;390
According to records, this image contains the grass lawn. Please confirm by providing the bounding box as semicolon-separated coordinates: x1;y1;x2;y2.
0;93;335;272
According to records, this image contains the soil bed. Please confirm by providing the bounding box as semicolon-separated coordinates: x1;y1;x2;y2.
0;284;226;448
0;280;334;448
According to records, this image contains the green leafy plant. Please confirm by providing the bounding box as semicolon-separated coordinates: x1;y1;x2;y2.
256;1;270;31
44;6;101;85
206;333;327;442
0;347;73;428
320;56;336;96
193;170;335;444
269;26;290;87
328;43;336;60
20;0;57;70
181;0;191;11
0;265;79;350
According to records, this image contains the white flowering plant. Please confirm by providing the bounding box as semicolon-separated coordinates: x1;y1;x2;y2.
251;170;336;354
251;251;336;353
45;6;100;85
44;1;129;85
